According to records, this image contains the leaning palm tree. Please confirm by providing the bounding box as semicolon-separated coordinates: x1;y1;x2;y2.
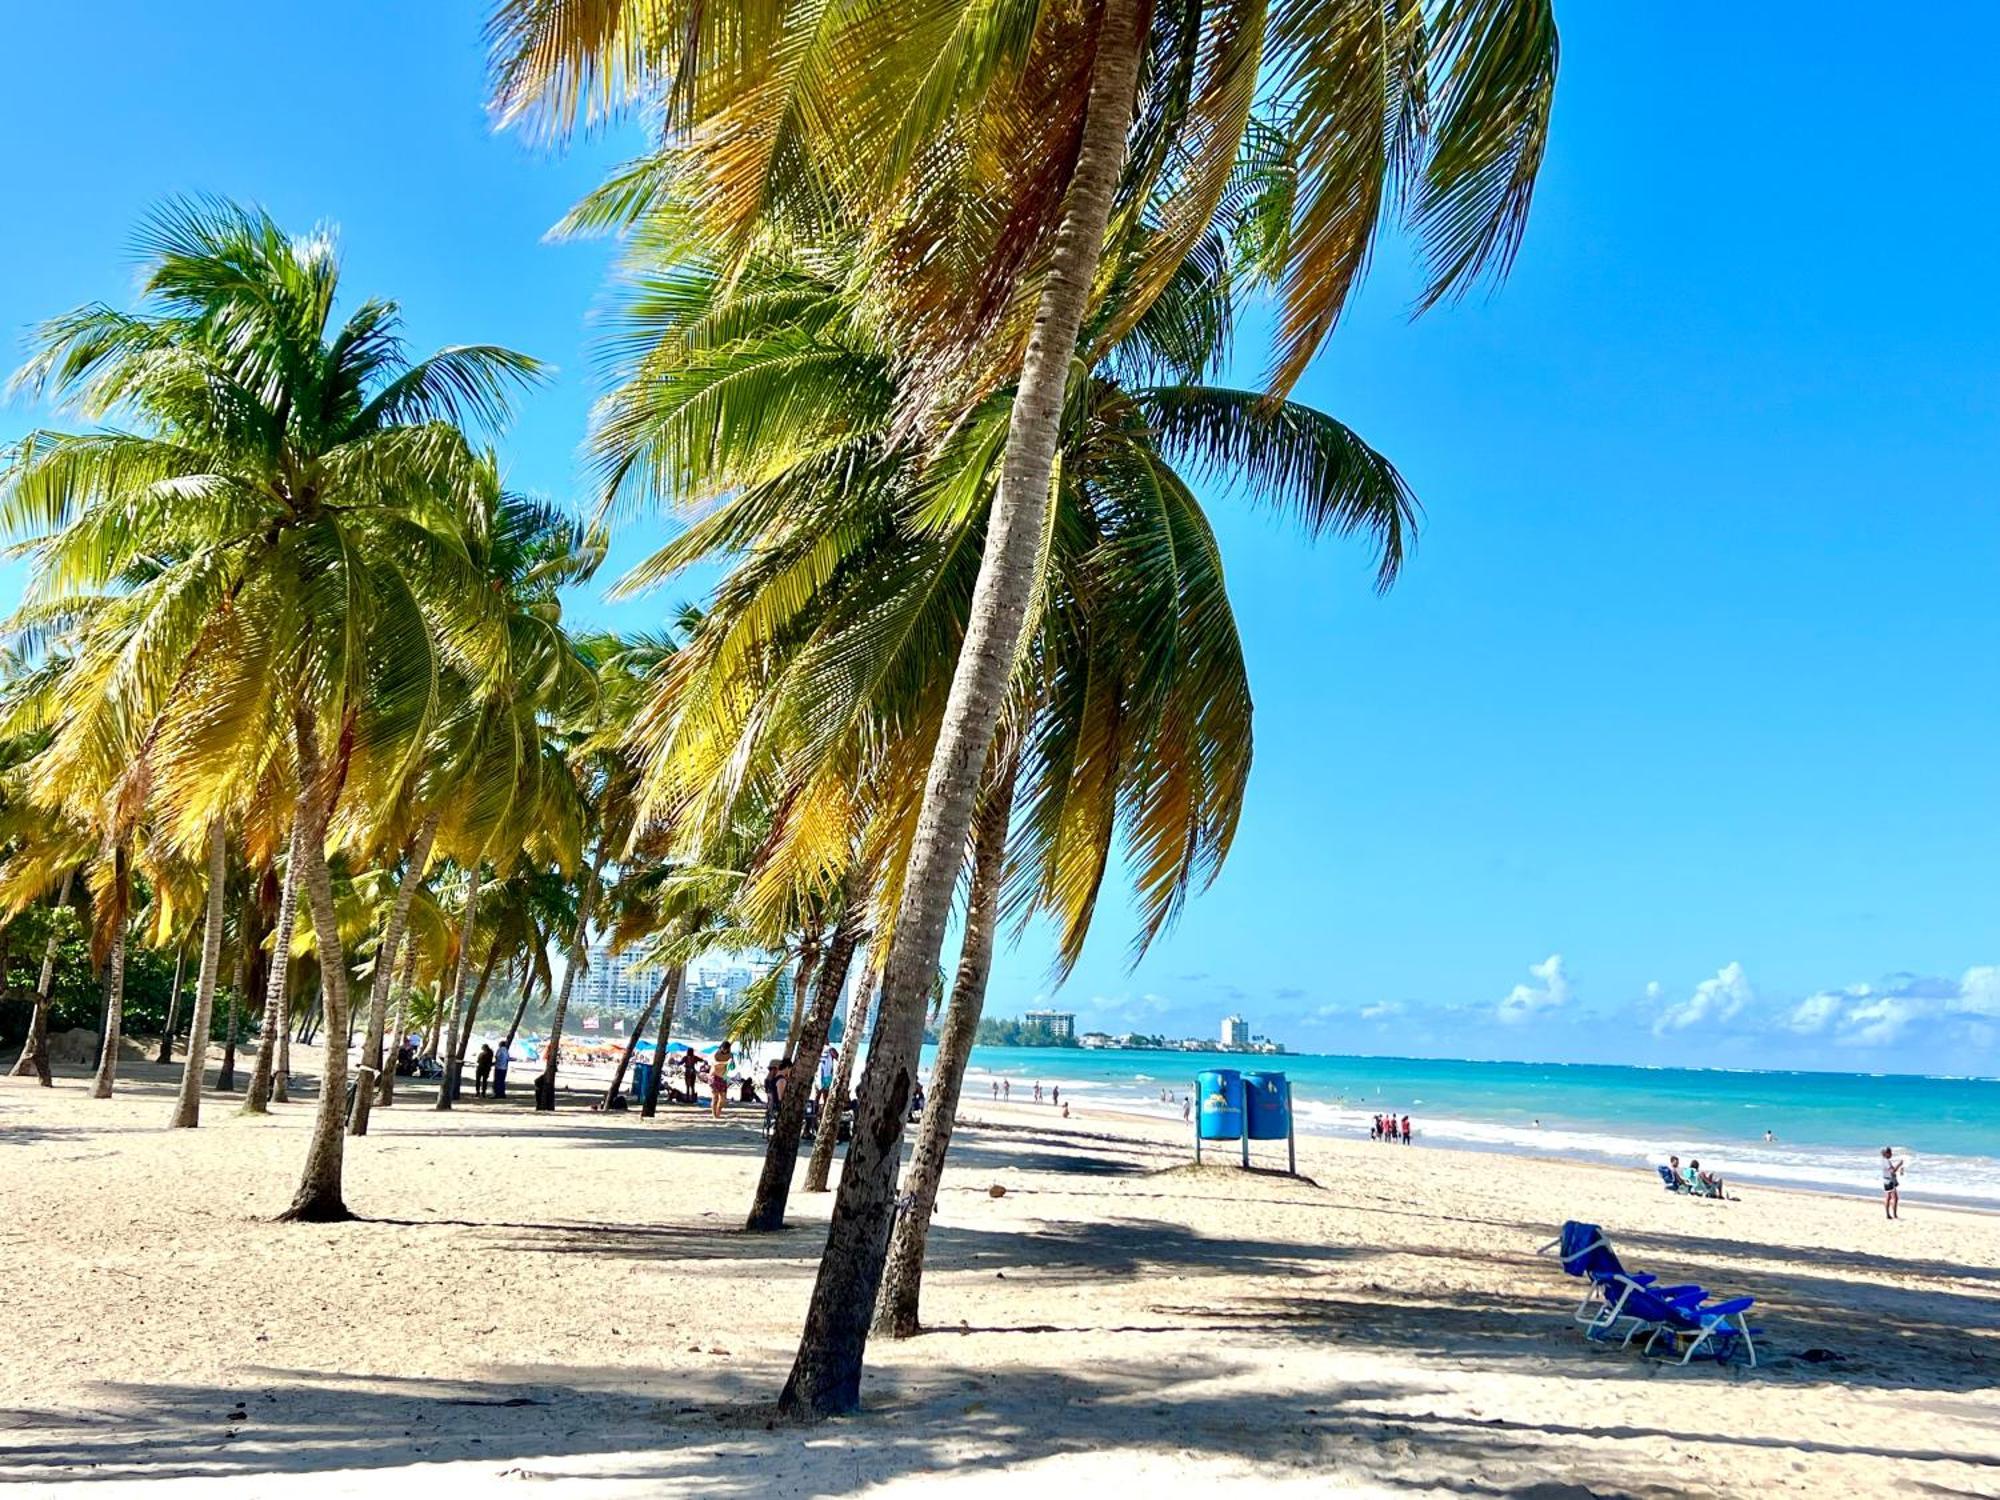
495;0;1558;1417
591;210;1411;1274
1;198;541;1217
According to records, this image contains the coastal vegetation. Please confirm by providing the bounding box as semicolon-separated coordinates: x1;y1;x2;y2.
0;0;1561;1425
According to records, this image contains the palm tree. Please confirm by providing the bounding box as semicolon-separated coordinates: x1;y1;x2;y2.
591;221;1410;1275
495;0;1558;1414
2;198;541;1217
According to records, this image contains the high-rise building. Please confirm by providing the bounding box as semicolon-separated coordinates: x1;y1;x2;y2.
575;942;667;1013
1023;1009;1076;1040
1220;1014;1249;1047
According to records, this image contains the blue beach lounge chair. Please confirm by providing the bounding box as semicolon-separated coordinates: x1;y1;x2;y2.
1538;1221;1700;1336
1643;1295;1762;1367
1608;1277;1712;1351
1657;1164;1685;1192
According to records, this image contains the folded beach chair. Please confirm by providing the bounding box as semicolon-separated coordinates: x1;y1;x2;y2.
1538;1221;1701;1337
1642;1294;1761;1367
1656;1165;1686;1192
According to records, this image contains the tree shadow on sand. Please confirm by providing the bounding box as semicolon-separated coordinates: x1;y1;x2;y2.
8;1352;1997;1495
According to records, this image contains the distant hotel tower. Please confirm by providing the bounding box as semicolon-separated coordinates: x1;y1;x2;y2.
1024;1009;1076;1040
1220;1014;1250;1047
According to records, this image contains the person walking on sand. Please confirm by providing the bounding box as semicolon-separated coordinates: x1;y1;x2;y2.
1181;1096;1191;1124
709;1042;733;1119
1002;1078;1010;1100
992;1080;999;1100
492;1039;510;1099
1882;1146;1905;1219
475;1043;494;1098
1401;1114;1412;1145
1033;1082;1042;1104
1051;1085;1060;1108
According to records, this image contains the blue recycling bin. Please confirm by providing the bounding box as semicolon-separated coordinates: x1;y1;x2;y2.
1244;1071;1290;1140
632;1062;654;1101
1195;1069;1244;1141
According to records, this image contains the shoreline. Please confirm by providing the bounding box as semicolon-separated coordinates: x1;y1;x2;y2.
1038;1093;2000;1217
955;1054;2000;1210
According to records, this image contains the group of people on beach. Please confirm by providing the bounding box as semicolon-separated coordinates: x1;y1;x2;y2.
1371;1113;1413;1144
987;1077;1072;1118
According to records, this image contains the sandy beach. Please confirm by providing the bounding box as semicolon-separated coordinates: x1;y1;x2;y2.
4;1052;1997;1498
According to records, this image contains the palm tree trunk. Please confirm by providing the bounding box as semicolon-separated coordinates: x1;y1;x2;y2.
777;0;1142;1418
874;750;1018;1334
10;868;74;1085
350;813;438;1135
274;957;300;1102
806;965;877;1194
535;848;604;1111
604;968;671;1108
156;942;188;1065
279;711;356;1223
89;926;128;1100
168;823;231;1128
90;847;133;1100
218;935;248;1093
782;944;819;1056
640;966;684;1119
244;820;303;1114
502;961;538;1050
749;878;864;1232
453;940;500;1068
376;943;420;1106
435;863;484;1112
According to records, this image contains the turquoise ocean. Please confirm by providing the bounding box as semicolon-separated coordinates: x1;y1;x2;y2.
940;1046;2000;1207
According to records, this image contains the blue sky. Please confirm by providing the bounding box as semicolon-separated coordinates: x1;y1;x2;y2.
3;3;1996;1073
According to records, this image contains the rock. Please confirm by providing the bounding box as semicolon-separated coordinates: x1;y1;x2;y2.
46;1028;99;1065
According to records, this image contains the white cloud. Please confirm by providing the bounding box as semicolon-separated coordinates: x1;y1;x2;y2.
1361;1000;1404;1021
1498;954;1571;1025
1787;990;1844;1034
1957;966;2000;1017
1840;995;1922;1046
1653;961;1753;1035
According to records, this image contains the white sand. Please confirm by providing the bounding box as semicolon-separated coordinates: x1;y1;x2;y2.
4;1051;1997;1497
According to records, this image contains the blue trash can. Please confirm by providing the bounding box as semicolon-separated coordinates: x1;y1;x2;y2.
1195;1069;1244;1141
1244;1071;1290;1140
632;1062;654;1101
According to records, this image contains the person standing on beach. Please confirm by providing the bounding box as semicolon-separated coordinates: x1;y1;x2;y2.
1400;1114;1412;1145
475;1043;494;1098
991;1080;999;1100
1033;1082;1042;1103
1882;1147;1905;1219
492;1039;510;1099
1051;1085;1060;1108
1002;1079;1010;1100
709;1043;732;1119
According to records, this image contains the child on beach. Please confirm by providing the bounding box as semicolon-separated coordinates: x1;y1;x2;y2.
1882;1147;1905;1219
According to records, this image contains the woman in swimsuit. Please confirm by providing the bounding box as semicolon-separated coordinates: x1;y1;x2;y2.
709;1042;733;1119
